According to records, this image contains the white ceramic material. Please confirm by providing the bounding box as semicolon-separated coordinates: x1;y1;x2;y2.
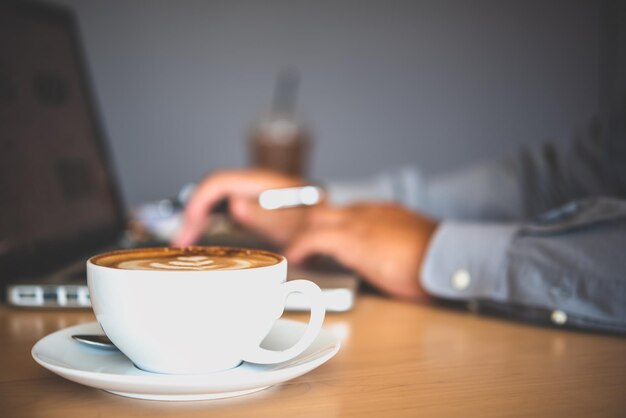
87;251;325;374
32;320;340;401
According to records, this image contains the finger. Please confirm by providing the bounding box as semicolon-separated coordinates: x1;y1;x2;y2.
173;182;227;246
186;169;303;224
175;171;274;246
184;172;248;221
229;196;257;225
172;217;207;247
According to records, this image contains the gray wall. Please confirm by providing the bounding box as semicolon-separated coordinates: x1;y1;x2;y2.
49;0;613;206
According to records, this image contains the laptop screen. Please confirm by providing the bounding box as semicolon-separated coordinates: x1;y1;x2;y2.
0;2;125;278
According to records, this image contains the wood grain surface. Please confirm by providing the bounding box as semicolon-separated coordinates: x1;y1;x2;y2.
1;295;625;418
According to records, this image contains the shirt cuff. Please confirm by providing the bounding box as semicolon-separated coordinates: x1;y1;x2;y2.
421;221;520;301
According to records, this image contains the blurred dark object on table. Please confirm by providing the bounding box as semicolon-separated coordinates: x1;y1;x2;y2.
249;69;311;177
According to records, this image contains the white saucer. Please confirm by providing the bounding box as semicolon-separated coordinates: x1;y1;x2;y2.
32;320;339;401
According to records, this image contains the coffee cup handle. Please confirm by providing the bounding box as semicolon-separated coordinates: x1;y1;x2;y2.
243;279;325;364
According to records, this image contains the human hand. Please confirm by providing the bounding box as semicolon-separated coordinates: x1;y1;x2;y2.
286;203;439;300
173;169;312;247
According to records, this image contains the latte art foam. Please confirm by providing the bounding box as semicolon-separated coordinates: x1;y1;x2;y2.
118;255;257;271
92;246;281;271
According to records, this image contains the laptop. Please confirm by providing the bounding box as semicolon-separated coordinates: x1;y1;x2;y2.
0;1;357;312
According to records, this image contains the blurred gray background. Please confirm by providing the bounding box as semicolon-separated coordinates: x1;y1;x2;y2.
48;0;625;207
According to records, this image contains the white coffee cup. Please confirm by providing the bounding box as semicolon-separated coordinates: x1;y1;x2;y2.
87;247;325;375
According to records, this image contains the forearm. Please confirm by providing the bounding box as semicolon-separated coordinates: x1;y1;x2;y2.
325;163;532;221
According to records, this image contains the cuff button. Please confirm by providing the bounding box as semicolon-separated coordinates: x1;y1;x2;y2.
551;310;568;325
452;269;471;290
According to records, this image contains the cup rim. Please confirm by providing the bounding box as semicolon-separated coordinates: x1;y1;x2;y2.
87;245;286;273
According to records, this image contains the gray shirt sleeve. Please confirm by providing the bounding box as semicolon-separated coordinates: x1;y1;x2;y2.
421;198;626;333
327;107;626;220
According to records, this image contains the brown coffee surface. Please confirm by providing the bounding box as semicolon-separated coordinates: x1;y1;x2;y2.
92;247;281;271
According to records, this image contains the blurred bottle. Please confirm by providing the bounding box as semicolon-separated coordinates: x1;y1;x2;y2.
249;69;311;178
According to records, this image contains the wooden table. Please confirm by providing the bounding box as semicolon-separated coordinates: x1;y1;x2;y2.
1;295;625;417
